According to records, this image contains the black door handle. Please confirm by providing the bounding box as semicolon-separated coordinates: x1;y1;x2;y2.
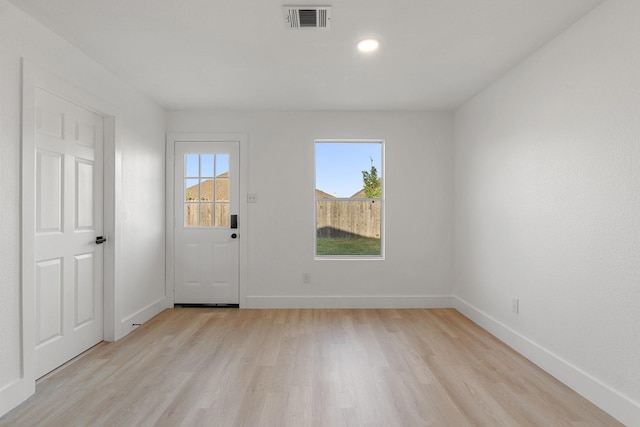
231;233;238;239
96;236;106;244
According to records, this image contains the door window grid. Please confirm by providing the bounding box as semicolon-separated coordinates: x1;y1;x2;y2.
184;153;230;227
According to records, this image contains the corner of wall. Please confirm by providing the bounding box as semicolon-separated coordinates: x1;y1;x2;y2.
117;296;170;340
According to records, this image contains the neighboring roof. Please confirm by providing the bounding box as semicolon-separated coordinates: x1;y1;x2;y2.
350;189;366;198
315;189;335;199
316;189;369;198
187;185;364;201
186;172;229;201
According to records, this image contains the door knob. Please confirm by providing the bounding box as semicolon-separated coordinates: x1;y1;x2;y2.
96;236;106;244
231;233;238;239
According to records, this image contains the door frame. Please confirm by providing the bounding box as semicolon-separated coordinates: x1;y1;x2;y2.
166;133;248;307
11;61;119;410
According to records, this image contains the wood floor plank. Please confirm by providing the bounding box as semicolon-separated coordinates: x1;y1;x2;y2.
0;308;622;427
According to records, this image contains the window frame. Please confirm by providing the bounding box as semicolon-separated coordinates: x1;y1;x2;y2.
314;139;385;260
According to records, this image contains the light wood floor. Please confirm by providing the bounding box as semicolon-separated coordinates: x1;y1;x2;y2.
1;308;622;427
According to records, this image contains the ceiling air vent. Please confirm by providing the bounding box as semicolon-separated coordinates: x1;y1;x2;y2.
283;6;331;29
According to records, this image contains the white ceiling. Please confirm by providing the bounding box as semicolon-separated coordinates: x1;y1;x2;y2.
9;0;604;111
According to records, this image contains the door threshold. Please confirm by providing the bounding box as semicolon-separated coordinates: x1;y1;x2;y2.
174;303;239;308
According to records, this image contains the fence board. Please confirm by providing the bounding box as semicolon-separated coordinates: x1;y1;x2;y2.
316;200;381;238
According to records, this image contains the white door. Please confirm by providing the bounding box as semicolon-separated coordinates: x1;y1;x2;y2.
33;88;104;378
174;141;240;304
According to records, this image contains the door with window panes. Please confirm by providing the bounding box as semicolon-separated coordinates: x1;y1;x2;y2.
174;141;239;304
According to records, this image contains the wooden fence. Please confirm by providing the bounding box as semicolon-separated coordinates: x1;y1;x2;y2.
316;200;381;238
185;203;229;227
184;199;380;236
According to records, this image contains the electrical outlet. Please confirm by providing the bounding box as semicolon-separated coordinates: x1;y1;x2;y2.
512;298;519;314
303;273;311;284
247;193;258;203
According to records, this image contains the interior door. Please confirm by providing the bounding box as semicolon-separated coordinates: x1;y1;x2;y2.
34;88;104;378
174;141;240;304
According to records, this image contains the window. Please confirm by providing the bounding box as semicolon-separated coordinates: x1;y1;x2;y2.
184;153;230;227
315;140;384;258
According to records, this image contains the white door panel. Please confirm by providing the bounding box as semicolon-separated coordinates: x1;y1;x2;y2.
34;88;104;378
174;141;239;304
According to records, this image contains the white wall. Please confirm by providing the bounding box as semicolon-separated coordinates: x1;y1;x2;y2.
168;111;454;308
0;0;166;416
4;0;636;422
453;0;640;424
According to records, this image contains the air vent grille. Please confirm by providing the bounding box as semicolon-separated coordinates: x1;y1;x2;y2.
284;6;331;29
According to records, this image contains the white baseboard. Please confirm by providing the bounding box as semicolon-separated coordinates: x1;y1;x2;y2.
118;296;169;339
0;377;34;418
452;296;640;427
245;295;454;309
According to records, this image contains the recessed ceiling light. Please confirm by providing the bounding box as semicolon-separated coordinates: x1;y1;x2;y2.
357;39;379;53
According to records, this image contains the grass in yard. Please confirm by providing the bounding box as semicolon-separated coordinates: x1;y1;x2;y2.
316;237;381;256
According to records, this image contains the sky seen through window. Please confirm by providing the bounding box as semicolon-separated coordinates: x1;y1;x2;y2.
316;142;382;198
